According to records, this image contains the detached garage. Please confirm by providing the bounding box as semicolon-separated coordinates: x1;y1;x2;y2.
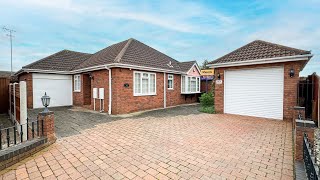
209;40;313;120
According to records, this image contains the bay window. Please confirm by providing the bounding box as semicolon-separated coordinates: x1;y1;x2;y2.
134;71;156;96
74;75;81;92
181;75;200;94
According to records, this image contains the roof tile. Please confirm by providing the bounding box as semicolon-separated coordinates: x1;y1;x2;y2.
210;40;310;65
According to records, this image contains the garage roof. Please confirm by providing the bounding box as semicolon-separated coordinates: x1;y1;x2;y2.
23;50;92;71
209;40;311;65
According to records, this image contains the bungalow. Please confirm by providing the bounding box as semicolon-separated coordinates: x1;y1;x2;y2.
208;40;313;120
15;38;201;114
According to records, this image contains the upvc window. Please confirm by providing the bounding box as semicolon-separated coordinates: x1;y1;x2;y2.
168;74;174;90
181;75;200;94
134;71;156;96
74;75;81;92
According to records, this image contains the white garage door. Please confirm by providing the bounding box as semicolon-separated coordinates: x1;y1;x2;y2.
33;73;73;108
224;66;284;119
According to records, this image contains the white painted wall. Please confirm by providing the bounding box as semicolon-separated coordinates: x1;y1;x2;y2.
32;73;73;108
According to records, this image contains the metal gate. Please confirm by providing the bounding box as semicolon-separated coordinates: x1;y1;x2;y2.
298;73;319;122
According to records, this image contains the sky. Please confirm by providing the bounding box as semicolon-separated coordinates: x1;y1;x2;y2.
0;0;319;76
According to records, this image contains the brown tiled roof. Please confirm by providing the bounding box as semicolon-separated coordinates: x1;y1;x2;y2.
210;40;311;64
22;38;196;73
75;39;129;70
75;38;182;72
179;61;197;72
23;50;92;71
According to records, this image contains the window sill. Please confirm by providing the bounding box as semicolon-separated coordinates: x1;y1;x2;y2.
134;94;157;97
181;92;201;94
74;90;81;93
168;88;174;90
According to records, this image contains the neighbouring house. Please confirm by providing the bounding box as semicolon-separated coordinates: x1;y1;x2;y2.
15;38;201;114
208;40;313;120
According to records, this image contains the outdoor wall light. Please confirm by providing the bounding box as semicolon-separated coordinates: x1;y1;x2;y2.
217;73;221;80
41;92;51;113
289;68;295;78
88;72;94;80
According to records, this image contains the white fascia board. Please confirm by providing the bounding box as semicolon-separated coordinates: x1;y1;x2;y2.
22;69;71;74
208;54;313;68
21;63;188;75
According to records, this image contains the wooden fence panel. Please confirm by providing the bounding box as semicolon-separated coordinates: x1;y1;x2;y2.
0;78;10;113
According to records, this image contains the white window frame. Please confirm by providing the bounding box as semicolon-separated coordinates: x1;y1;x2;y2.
181;75;200;94
74;74;81;92
168;74;174;90
133;71;157;96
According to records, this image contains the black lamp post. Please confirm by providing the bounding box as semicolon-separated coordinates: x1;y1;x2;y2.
41;92;51;113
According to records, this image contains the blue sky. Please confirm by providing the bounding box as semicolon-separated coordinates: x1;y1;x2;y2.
0;0;319;76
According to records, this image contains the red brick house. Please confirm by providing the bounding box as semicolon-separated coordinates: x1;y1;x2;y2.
209;40;313;120
16;38;201;114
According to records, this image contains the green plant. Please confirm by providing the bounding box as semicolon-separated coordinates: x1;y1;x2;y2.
199;93;214;107
198;92;215;114
199;106;215;114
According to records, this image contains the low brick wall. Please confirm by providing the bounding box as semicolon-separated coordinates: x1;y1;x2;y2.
0;111;56;171
0;138;52;171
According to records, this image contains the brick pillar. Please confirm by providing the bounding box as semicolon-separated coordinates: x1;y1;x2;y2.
294;120;316;160
37;111;56;143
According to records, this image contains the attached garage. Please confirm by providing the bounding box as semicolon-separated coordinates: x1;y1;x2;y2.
224;67;284;119
209;40;313;120
32;73;72;108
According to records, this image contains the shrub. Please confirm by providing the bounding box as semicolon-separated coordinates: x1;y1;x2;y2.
199;93;214;107
199;106;215;114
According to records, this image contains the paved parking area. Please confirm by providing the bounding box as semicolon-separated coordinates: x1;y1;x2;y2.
0;112;293;180
28;105;201;138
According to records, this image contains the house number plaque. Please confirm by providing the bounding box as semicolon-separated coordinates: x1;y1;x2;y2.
216;80;222;84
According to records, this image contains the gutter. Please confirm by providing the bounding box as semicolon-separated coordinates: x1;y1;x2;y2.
104;66;112;115
208;54;313;68
19;63;188;76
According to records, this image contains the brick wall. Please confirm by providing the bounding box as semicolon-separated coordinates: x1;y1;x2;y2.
18;73;33;109
90;70;109;112
166;74;198;107
112;68;164;114
214;61;304;120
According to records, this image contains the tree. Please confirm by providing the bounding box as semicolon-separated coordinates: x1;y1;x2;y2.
201;60;209;70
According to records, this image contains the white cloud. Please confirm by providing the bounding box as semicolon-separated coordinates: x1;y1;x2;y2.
3;0;238;35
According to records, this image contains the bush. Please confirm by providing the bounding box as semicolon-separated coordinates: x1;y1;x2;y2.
199;106;215;114
198;93;215;114
199;93;214;107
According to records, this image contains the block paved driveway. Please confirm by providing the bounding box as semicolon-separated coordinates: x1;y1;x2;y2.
0;108;293;180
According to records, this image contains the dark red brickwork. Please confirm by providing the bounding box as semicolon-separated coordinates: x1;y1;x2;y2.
73;68;198;114
166;74;199;107
38;111;56;142
18;73;33;109
111;68;164;114
214;61;305;120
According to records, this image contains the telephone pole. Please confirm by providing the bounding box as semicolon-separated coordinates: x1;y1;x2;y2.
3;26;15;76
